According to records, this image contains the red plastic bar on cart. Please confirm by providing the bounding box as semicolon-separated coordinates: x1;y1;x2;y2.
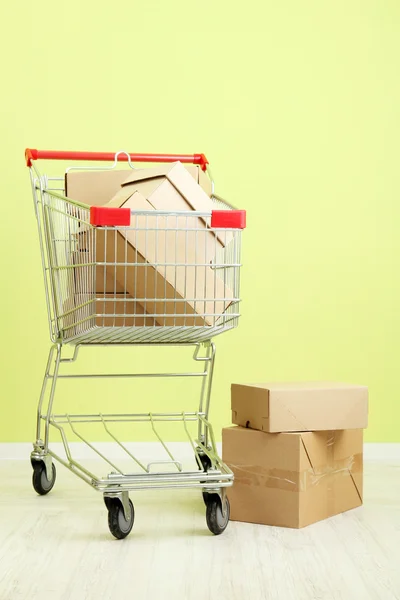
211;210;246;229
25;148;209;171
90;206;131;226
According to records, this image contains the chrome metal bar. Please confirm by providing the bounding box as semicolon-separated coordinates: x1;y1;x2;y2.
146;461;183;471
95;482;232;492
199;413;218;463
35;345;56;443
59;344;81;363
47;372;206;379
46;449;96;488
50;411;204;421
100;470;232;485
204;342;216;426
99;414;147;473
49;421;100;480
182;412;201;468
43;345;61;451
66;415;124;474
196;344;211;442
149;413;182;471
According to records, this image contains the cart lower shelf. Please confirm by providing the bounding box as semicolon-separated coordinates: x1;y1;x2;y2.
30;411;233;539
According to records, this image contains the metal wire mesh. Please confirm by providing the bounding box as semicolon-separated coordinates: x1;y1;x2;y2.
32;173;243;344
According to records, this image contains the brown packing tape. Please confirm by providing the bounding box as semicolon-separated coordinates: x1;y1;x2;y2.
228;454;361;493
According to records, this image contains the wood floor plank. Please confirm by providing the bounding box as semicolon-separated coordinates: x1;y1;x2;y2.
0;460;399;600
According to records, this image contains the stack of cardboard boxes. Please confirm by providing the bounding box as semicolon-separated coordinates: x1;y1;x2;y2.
222;382;368;528
63;163;235;334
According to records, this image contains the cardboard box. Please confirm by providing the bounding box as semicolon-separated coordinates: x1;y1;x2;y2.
185;164;213;197
73;239;127;295
95;293;159;327
222;426;363;528
62;293;158;336
95;191;233;326
65;164;212;206
108;162;232;247
65;169;134;206
231;382;368;433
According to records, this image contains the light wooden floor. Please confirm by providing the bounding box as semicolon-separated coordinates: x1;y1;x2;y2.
0;460;399;600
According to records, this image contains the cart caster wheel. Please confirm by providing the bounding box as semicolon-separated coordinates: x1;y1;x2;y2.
32;462;56;496
196;452;211;471
206;495;230;536
202;491;210;505
197;453;212;505
106;498;135;540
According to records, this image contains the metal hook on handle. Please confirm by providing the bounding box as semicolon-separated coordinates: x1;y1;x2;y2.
113;150;135;170
66;149;136;174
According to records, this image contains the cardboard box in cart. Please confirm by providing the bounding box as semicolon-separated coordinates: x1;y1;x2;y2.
65;164;213;206
107;162;232;247
98;163;235;326
231;382;368;433
62;293;159;336
67;162;235;327
97;191;233;326
222;426;363;529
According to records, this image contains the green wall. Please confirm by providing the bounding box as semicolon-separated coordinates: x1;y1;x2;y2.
1;1;399;442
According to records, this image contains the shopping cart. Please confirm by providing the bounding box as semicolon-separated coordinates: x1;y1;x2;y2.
26;148;246;539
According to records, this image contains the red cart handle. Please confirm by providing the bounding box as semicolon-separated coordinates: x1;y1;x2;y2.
25;148;209;171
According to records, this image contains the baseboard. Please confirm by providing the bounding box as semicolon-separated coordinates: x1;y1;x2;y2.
0;442;399;461
363;443;400;461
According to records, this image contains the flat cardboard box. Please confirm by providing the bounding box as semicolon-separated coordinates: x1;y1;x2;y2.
65;164;212;206
231;382;368;433
108;162;232;247
222;426;363;529
95;191;233;326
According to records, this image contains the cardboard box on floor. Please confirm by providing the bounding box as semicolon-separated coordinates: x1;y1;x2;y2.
231;382;368;433
65;164;213;206
95;191;233;326
222;426;363;528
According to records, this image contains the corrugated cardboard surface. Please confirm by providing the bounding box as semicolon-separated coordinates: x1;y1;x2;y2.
65;164;213;206
109;162;231;247
98;190;233;326
95;294;159;327
65;169;132;206
222;426;363;528
62;293;158;336
68;162;233;327
231;382;368;432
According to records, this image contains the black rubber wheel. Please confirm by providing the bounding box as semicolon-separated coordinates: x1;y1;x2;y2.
202;491;210;505
107;498;135;540
206;495;230;535
32;462;56;496
196;452;212;471
196;452;212;505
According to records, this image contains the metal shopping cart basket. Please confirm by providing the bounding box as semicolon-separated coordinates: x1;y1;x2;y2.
26;148;246;539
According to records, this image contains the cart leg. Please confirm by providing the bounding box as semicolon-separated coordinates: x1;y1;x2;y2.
196;342;216;449
31;344;61;482
33;344;56;449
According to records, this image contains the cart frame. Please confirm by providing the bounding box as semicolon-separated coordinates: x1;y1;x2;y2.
26;148;245;538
